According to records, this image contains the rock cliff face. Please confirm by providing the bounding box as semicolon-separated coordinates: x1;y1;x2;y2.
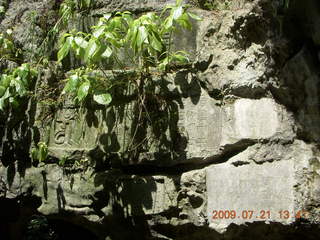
1;0;320;239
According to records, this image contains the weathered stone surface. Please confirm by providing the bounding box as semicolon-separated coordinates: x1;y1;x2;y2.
221;98;295;144
206;140;320;233
44;91;295;167
207;160;295;233
0;162;207;238
2;0;320;239
0;0;57;61
195;2;276;99
93;0;176;13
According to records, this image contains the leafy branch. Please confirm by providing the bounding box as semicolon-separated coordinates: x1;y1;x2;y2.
0;63;38;110
57;0;201;106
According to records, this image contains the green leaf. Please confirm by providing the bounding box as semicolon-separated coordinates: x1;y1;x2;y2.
172;53;189;63
2;88;10;100
177;13;192;30
149;32;163;52
129;26;138;52
173;6;183;20
11;77;25;96
101;46;113;58
31;148;38;161
63;74;80;93
0;86;5;97
0;97;5;110
0;88;9;110
17;64;31;86
162;15;173;32
89;43;107;62
122;12;133;25
38;142;48;162
285;0;290;9
30;68;38;78
77;81;90;102
58;37;72;62
74;36;88;49
109;17;122;31
1;75;11;88
0;6;5;14
93;26;105;38
59;156;68;166
102;13;112;21
137;26;148;48
187;12;202;21
158;56;170;71
84;39;99;62
93;93;112;105
176;0;183;6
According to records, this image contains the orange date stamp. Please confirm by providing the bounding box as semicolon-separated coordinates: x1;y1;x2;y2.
212;210;309;220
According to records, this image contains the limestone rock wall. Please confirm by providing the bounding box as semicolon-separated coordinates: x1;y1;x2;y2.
1;0;320;239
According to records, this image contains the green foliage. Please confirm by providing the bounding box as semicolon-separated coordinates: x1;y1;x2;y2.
59;0;93;23
59;0;76;28
58;155;68;166
0;64;38;110
34;0;93;64
0;30;17;61
62;67;112;105
58;0;201;105
31;142;49;163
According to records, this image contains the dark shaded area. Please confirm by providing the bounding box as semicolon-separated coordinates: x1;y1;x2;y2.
0;194;42;240
0;70;40;185
46;218;99;240
282;0;320;51
268;0;320;144
0;197;20;240
92;171;159;239
152;221;320;240
85;69;202;169
0;197;99;240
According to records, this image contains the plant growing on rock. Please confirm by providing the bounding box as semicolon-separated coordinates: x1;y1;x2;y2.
55;0;202;156
0;30;19;61
0;63;38;110
31;142;49;163
58;0;201;105
62;67;112;105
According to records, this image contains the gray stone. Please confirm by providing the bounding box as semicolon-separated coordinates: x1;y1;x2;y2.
206;160;295;233
195;2;273;99
93;0;177;13
44;90;295;167
206;140;320;233
2;0;320;239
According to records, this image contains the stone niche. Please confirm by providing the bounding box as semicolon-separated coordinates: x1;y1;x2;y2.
206;160;296;233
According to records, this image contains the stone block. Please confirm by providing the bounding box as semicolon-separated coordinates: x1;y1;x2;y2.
221;98;281;144
206;160;296;233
